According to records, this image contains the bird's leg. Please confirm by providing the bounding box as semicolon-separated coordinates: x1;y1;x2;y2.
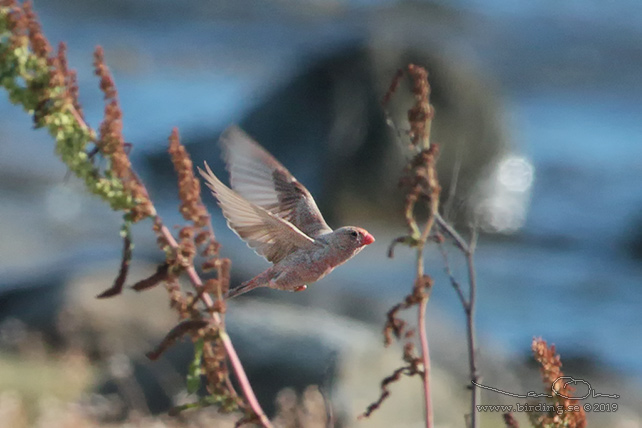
294;285;307;292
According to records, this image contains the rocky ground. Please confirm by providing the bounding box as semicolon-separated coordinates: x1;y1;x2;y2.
1;259;641;427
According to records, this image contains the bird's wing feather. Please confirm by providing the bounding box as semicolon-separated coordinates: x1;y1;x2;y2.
199;162;316;264
220;126;333;238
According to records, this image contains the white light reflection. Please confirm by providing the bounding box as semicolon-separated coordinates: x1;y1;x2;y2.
498;156;534;192
475;155;534;233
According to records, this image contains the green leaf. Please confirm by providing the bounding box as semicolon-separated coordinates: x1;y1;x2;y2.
187;338;204;394
168;394;222;416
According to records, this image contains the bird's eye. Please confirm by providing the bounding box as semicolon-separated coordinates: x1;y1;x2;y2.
350;230;359;238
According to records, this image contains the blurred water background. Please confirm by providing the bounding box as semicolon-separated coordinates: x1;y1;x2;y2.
1;0;641;419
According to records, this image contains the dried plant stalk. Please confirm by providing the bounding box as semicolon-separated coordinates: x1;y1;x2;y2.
363;64;441;428
0;2;270;426
529;338;587;428
367;63;484;428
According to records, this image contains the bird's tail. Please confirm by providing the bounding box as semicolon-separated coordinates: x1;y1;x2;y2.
225;272;270;299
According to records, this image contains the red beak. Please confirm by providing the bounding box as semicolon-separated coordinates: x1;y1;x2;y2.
362;232;375;246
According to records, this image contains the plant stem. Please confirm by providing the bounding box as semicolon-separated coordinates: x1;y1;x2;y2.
465;238;480;428
415;199;438;427
77;94;271;425
418;297;433;428
435;213;480;428
65;100;268;425
220;331;272;428
158;222;272;428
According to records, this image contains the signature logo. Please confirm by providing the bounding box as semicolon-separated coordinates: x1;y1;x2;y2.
472;377;620;400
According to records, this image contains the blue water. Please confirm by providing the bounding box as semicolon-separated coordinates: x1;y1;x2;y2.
494;92;642;376
419;90;642;379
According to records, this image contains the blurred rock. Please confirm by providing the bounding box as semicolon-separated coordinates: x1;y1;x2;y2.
1;262;641;427
59;268;464;425
239;46;508;228
1;262;466;425
142;3;512;229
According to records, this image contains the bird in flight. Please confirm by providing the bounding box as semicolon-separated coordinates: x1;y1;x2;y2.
199;126;375;299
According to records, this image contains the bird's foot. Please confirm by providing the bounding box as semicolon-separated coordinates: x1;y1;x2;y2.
294;285;307;292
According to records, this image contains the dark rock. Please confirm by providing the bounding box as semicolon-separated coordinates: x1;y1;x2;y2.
143;5;510;229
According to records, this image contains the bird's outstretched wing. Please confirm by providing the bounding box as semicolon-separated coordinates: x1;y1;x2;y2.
220;126;333;238
199;163;316;264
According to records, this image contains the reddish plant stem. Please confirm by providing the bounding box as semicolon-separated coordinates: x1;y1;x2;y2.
69;104;92;136
220;330;270;426
39;33;267;426
418;297;433;428
414;198;438;427
157;222;272;428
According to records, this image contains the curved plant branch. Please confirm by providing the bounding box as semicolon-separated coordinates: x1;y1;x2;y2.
0;2;270;426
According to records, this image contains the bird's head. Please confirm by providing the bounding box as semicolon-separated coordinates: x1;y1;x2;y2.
331;226;375;251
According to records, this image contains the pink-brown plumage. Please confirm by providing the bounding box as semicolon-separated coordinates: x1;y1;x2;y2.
199;126;374;299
